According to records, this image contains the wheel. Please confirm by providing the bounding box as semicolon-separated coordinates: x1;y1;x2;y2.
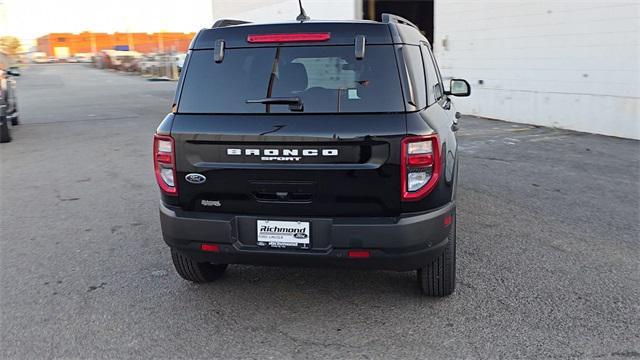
0;118;11;143
417;213;456;296
171;249;227;283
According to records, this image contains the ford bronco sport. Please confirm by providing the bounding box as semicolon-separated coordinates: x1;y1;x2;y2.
154;13;470;296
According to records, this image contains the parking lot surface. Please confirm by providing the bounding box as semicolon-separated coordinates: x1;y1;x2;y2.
1;64;639;359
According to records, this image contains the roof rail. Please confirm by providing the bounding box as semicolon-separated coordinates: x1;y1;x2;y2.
212;19;252;28
381;13;419;30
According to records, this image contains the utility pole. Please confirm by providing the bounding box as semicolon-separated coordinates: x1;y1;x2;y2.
127;32;134;51
90;32;97;54
158;32;164;53
125;17;134;51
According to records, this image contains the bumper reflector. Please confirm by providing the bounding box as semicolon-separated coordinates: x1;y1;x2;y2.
201;244;220;252
348;250;370;259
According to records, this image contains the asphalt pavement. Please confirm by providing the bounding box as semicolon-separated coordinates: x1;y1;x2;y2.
1;64;639;359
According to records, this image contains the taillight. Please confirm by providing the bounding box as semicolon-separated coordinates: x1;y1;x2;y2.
153;134;177;196
401;135;440;201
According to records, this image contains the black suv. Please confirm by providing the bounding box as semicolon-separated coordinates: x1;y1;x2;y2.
154;14;470;296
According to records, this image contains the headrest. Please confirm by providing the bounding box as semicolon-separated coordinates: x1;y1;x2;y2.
277;62;308;93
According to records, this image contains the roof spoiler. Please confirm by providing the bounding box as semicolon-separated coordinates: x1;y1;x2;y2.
381;13;419;30
212;19;252;28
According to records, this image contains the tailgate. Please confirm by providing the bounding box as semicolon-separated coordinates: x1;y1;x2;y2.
171;113;406;217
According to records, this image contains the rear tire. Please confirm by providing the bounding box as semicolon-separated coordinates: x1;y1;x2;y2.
417;214;456;296
171;249;227;283
0;118;11;143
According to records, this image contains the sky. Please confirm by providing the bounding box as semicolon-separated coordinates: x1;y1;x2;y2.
0;0;357;49
0;0;214;47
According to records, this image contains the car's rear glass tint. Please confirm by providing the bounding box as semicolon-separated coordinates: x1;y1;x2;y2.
178;45;405;113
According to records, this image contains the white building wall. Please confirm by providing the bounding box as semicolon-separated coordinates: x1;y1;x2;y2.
211;0;359;23
434;0;640;139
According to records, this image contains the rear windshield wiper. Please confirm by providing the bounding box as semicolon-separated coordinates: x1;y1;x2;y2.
246;97;303;112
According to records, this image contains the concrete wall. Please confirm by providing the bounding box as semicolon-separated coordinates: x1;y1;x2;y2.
434;0;640;139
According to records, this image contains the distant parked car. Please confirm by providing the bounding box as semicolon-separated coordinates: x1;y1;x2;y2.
139;55;157;75
74;53;94;63
95;51;111;69
97;50;141;70
31;52;48;64
120;56;141;72
0;53;20;143
175;53;186;72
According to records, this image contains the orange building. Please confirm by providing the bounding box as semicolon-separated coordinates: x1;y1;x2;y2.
36;31;196;57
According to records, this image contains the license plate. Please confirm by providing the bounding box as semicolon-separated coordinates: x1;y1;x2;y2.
257;220;310;249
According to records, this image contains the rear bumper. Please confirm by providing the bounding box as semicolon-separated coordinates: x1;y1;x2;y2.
160;202;455;271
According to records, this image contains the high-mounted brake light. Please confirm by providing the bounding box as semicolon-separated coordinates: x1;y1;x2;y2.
401;135;441;201
247;32;330;43
153;134;177;196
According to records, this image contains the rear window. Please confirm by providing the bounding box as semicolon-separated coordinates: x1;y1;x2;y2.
177;45;405;114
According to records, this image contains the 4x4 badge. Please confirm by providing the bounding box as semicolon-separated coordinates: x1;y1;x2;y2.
185;173;206;184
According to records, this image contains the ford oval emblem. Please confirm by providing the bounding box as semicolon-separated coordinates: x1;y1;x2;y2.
293;232;308;239
185;173;206;184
